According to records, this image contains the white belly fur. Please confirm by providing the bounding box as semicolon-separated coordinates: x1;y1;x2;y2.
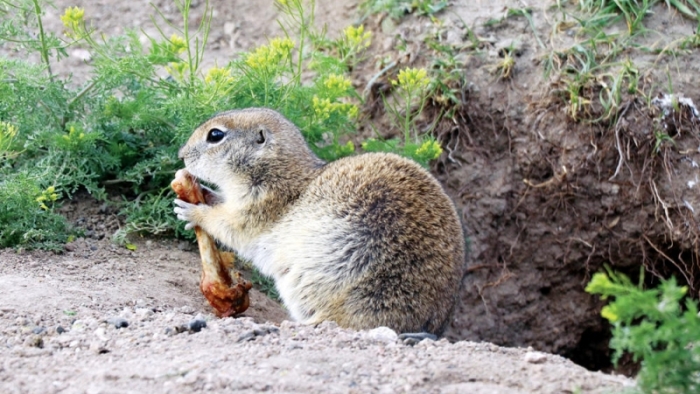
238;206;353;323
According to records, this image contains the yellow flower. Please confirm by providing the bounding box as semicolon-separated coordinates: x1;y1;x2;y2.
169;34;187;55
165;62;189;80
416;140;442;160
204;66;234;85
392;68;429;90
313;96;333;120
313;96;358;121
346;104;358;119
60;7;85;38
335;140;355;156
600;305;618;322
0;121;18;153
271;37;295;53
0;121;17;138
245;38;295;70
36;186;60;209
344;25;371;49
323;74;352;93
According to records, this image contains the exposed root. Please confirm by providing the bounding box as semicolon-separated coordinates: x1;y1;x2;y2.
642;234;692;287
609;101;633;181
650;179;674;232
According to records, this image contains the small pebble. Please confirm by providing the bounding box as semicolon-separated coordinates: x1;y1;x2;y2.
56;326;66;334
32;326;46;335
187;318;207;333
135;308;154;319
71;320;87;332
89;340;109;354
524;351;547;364
367;327;399;343
179;306;195;314
252;324;279;336
107;317;129;329
23;335;43;348
237;330;256;342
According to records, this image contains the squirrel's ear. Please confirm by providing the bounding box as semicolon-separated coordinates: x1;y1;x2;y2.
255;127;267;145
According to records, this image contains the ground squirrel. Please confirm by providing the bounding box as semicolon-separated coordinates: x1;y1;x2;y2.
174;108;465;335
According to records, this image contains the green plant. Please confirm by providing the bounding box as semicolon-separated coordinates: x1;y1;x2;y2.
577;0;699;33
251;269;281;302
492;46;517;80
0;0;445;250
423;17;472;107
361;0;449;20
653;129;675;153
586;269;700;393
0;173;72;250
546;41;643;123
363;67;443;166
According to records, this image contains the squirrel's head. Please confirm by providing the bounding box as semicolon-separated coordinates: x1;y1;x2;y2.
178;108;322;195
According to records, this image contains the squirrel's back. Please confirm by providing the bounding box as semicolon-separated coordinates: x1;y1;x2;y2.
257;152;465;335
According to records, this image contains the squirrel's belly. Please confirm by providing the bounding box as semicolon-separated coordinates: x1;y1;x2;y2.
257;212;358;323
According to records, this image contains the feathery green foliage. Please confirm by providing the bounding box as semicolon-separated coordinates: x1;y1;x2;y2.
0;0;443;250
586;269;700;393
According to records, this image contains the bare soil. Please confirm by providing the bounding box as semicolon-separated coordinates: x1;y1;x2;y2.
3;0;700;391
0;235;632;393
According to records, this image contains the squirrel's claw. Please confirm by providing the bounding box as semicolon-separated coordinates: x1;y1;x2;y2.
174;198;198;229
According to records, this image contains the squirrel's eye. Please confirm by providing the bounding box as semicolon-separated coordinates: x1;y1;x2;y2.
256;129;266;145
206;128;225;143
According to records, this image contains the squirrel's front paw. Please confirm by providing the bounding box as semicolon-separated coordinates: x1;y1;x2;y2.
174;199;205;230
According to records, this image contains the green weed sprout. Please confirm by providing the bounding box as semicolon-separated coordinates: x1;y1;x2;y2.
337;25;372;68
361;0;449;20
363;67;442;166
0;121;18;160
0;173;71;250
586;269;700;393
392;67;430;142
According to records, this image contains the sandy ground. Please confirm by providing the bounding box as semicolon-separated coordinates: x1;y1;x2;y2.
0;235;633;393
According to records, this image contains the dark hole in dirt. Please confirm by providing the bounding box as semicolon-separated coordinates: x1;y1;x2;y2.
565;323;613;372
